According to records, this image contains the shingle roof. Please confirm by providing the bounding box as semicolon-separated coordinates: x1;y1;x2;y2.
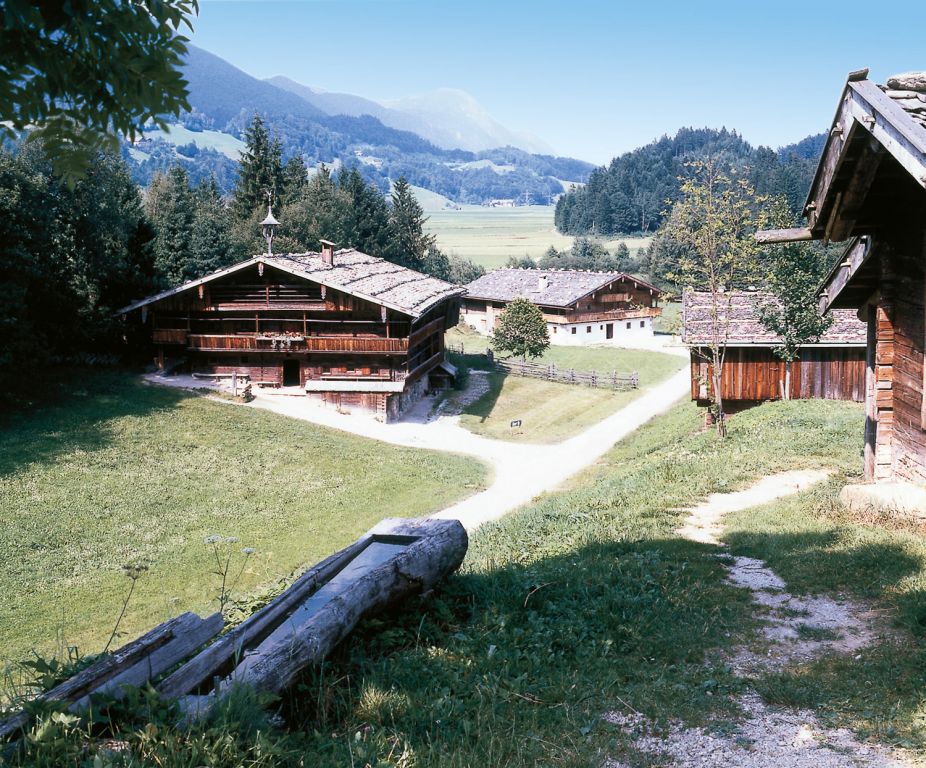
682;290;866;346
117;249;464;318
464;268;660;309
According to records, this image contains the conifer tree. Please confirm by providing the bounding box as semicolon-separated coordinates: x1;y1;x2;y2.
282;164;344;250
146;165;195;286
190;176;231;277
389;175;434;270
281;155;308;206
338;167;392;256
233;113;284;220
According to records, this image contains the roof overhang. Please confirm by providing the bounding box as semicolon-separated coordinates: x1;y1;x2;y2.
818;236;878;312
756;74;926;248
466;271;662;310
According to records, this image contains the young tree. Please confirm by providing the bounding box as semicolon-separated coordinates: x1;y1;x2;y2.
492;297;550;361
666;159;765;436
233;114;284;220
421;246;451;281
447;254;486;285
757;239;833;399
1;0;199;182
389;176;434;270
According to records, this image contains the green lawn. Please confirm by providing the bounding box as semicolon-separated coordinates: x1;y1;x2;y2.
424;205;651;269
13;397;924;767
445;326;685;443
0;372;487;664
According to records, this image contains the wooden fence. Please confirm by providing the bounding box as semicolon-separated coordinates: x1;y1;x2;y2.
447;342;638;391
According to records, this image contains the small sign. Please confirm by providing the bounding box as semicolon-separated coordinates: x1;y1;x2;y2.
510;419;522;428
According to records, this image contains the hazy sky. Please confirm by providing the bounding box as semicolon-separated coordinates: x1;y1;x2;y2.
191;0;926;164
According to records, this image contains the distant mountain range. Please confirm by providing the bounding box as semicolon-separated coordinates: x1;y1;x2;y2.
267;76;553;155
123;44;592;205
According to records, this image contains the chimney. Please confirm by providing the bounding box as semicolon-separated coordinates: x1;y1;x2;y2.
538;274;549;292
320;239;336;266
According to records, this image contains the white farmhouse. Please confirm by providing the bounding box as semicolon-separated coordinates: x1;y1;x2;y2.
462;268;661;346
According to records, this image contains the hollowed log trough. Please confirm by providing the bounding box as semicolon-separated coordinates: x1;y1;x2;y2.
0;517;467;738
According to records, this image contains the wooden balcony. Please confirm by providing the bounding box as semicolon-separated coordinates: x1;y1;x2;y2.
186;334;409;354
152;328;189;345
559;307;662;324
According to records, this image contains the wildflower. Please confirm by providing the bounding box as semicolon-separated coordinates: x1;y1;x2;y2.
242;547;256;555
204;534;222;544
224;536;240;544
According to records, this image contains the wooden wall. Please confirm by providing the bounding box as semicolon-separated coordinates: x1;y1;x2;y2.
873;233;926;483
691;346;866;404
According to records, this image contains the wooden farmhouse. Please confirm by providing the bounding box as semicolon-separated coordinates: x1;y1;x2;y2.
682;290;867;409
758;68;926;488
462;269;661;345
117;241;464;421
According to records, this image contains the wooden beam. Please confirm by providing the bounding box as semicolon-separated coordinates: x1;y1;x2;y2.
819;236;874;313
755;227;814;244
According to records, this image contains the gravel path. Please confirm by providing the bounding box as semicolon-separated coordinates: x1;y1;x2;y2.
602;470;913;767
245;366;692;531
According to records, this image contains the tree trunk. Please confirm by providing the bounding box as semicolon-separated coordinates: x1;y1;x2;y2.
711;350;726;438
783;363;792;401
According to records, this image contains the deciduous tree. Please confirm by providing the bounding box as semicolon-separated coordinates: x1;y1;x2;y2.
667;159;765;436
492;297;550;361
0;0;199;182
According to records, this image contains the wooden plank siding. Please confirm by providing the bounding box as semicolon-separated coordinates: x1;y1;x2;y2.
690;346;866;405
186;334;408;354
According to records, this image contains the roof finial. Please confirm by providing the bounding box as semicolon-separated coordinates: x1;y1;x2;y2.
260;190;279;256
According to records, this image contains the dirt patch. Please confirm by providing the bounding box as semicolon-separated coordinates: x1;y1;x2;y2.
603;470;913;767
604;691;907;767
431;370;492;419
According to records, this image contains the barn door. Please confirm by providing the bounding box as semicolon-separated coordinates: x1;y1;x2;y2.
605;323;613;339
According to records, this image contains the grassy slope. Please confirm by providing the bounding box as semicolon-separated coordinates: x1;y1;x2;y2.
446;326;685;443
261;399;882;766
0;373;486;663
13;399;925;766
424;205;651;269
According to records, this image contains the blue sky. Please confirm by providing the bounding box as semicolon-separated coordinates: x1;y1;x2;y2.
192;0;926;164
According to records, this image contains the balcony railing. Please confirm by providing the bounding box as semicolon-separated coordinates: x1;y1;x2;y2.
559;307;663;324
186;334;408;354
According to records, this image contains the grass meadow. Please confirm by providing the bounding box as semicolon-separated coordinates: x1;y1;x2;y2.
444;325;686;442
0;372;486;664
9;396;926;766
424;205;651;269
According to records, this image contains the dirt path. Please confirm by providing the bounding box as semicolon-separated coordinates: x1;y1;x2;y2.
242;366;691;531
603;470;913;767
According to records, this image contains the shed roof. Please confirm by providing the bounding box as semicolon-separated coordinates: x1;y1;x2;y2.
117;249;465;319
682;290;866;346
464;268;660;309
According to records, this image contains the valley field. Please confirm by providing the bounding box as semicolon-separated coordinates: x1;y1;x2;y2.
424;205;651;269
0;373;487;663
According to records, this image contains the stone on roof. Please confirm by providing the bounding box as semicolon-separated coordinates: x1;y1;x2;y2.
682;290;866;346
464;268;660;309
117;248;464;318
881;71;926;132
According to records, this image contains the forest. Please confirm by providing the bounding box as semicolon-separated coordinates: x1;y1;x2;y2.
0;115;484;393
554;127;826;236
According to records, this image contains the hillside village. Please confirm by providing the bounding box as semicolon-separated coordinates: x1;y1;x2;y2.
3;4;926;767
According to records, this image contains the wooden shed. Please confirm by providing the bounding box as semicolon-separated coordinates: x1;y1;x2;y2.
760;69;926;486
682;290;867;408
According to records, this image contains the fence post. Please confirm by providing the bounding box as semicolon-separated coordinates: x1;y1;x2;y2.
632;372;639;388
591;371;597;388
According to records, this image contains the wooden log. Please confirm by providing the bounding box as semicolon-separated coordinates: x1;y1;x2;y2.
0;611;220;740
755;227;814;244
203;518;467;703
158;535;372;698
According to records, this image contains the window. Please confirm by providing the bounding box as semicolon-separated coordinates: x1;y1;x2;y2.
586;325;591;333
626;322;631;329
553;326;557;333
599;325;603;330
640;321;645;328
571;327;577;335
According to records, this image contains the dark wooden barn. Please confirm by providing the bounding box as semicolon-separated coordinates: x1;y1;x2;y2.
682;290;867;408
117;241;464;421
759;69;926;487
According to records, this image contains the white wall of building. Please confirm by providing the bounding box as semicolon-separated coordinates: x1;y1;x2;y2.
547;317;654;346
